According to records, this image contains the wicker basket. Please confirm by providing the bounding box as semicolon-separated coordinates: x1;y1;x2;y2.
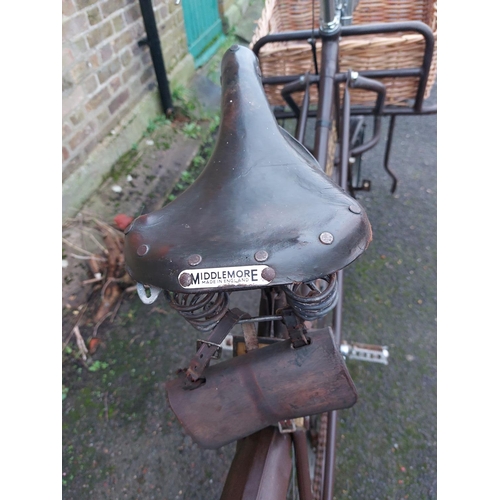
250;0;438;107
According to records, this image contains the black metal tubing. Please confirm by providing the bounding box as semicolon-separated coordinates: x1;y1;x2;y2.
254;21;435;114
295;74;312;144
254;21;434;67
384;115;399;193
280;74;320;122
280;71;385;157
314;35;339;170
262;67;422;86
138;0;173;115
272;104;436;120
253;29;321;55
348;75;385;156
339;83;351;189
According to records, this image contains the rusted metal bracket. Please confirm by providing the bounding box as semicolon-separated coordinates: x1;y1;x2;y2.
184;308;246;389
280;307;310;348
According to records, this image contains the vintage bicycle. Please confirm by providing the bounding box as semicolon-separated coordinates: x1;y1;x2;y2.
123;0;437;498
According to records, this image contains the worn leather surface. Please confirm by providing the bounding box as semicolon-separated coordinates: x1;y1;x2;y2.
124;45;372;293
166;327;357;449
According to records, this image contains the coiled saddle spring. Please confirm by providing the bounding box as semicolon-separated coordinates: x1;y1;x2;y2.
283;273;339;321
166;290;230;332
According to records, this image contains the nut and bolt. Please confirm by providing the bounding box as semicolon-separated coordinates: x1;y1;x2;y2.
137;244;149;256
319;232;334;245
349;204;361;214
254;250;269;262
261;267;276;282
187;254;202;266
179;272;193;287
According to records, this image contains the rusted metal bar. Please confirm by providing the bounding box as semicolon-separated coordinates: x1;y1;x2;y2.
220;427;293;500
322;410;338;500
292;429;313;500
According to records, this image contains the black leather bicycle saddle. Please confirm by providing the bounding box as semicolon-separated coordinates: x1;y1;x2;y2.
124;45;372;294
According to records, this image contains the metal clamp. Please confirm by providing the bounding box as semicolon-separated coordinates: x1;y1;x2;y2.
136;282;162;304
281;308;310;348
196;339;222;360
278;417;305;433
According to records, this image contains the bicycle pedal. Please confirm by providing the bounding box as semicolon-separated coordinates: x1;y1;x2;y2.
340;342;389;365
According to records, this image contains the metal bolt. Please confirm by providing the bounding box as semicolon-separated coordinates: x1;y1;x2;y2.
319;232;334;245
254;250;269;262
349;204;361;214
187;254;202;266
179;273;192;287
261;267;276;282
137;244;149;256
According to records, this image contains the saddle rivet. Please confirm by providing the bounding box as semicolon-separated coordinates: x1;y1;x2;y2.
261;267;276;282
187;254;202;266
349;204;361;214
179;272;192;287
319;232;334;245
137;244;149;256
254;250;269;262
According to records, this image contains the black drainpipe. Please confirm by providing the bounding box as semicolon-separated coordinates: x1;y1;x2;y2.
138;0;174;115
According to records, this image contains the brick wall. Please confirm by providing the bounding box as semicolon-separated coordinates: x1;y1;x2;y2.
62;0;190;182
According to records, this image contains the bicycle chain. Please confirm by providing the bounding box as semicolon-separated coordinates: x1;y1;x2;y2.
312;412;329;500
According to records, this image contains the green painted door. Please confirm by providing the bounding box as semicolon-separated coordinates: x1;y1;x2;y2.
181;0;225;67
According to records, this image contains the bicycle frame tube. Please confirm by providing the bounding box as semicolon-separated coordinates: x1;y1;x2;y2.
313;34;345;499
